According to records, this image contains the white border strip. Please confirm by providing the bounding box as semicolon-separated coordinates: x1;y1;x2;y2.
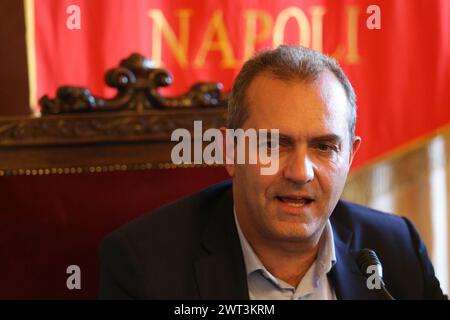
428;136;449;294
24;0;39;116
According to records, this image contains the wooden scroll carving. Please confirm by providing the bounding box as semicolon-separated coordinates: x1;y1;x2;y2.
0;53;228;175
39;53;227;114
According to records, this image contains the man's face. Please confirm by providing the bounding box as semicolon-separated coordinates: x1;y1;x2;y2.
226;71;361;247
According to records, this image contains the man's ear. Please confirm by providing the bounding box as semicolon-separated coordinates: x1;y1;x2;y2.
349;136;362;166
220;127;235;177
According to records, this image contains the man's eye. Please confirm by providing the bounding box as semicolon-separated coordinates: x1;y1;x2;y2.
316;144;337;152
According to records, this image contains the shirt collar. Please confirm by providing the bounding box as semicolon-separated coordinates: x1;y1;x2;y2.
233;207;337;287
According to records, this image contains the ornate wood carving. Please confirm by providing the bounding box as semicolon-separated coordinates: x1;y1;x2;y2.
0;109;227;146
0;53;229;175
39;53;228;114
0;108;228;175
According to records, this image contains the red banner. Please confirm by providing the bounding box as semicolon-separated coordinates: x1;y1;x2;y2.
34;0;450;168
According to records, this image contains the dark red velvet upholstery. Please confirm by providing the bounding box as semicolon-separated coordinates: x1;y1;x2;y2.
0;167;229;299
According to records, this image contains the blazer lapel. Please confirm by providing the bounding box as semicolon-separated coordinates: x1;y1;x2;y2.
329;213;381;300
194;186;249;299
193;190;383;300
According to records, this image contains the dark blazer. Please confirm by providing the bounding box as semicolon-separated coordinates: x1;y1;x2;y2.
99;180;446;299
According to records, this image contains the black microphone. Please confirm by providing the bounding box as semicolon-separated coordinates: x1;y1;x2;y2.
355;249;395;300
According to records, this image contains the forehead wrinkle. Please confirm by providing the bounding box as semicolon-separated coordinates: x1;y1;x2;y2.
244;73;350;142
278;132;343;145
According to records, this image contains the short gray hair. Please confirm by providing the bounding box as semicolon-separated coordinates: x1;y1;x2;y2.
228;45;357;142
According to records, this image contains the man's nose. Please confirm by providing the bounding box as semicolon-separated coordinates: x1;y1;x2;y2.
282;147;315;184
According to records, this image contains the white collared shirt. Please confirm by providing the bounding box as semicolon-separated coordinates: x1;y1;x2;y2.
234;209;337;300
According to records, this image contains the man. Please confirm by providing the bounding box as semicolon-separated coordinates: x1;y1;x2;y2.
99;45;445;299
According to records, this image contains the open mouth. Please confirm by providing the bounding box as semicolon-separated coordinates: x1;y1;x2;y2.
276;195;314;207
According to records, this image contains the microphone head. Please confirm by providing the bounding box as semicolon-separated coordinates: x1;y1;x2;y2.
355;248;383;279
